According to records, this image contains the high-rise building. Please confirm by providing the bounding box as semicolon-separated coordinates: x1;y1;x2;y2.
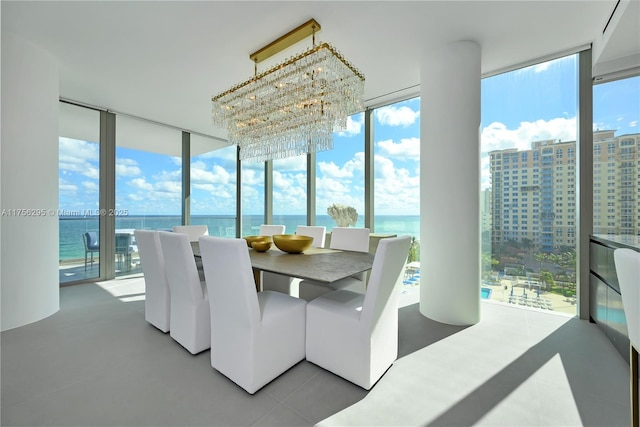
480;188;492;233
489;131;639;253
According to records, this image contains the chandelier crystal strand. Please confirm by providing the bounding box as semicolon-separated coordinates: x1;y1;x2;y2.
211;42;364;162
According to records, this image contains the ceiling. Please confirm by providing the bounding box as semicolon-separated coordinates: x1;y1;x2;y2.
3;1;639;144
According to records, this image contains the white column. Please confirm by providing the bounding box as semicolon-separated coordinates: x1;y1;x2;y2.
1;33;60;330
419;41;481;325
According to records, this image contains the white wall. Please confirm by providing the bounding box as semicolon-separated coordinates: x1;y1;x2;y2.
1;33;60;330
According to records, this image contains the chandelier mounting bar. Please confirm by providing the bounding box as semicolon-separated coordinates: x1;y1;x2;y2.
250;19;321;64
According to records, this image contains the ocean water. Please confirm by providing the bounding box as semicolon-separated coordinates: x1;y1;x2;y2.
60;214;420;261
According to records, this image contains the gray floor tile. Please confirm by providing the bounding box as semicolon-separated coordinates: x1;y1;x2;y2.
1;279;631;427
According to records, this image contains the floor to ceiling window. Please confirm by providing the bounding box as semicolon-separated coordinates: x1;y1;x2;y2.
190;137;237;237
316;112;365;232
241;161;265;236
58;102;101;284
592;75;640;238
272;154;307;234
114;115;182;277
372;97;421;295
481;54;579;314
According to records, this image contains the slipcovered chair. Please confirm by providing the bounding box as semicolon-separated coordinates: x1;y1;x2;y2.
258;224;285;237
262;225;327;297
198;235;306;394
172;224;209;275
298;227;370;301
172;225;209;242
305;235;411;390
295;225;327;248
83;231;99;270
159;231;210;354
134;230;170;333
614;248;640;427
257;224;286;291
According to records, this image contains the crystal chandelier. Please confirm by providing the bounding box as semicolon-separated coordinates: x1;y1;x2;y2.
211;19;365;163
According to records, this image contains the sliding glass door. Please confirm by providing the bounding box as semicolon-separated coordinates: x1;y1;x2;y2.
113;115;183;277
58;102;101;284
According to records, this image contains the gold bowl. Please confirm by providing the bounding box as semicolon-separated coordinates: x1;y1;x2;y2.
272;234;313;254
251;240;272;252
243;235;271;248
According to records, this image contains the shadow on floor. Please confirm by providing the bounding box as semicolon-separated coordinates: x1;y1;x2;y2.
398;302;469;358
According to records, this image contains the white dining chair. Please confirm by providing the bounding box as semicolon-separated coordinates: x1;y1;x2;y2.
134;230;170;333
305;235;411;390
159;231;210;354
172;224;209;275
257;224;286;291
258;224;285;237
298;227;370;301
614;248;640;427
172;225;209;242
262;225;327;297
198;235;306;394
295;225;326;248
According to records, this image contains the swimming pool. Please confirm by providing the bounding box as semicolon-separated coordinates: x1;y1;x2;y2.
481;287;492;299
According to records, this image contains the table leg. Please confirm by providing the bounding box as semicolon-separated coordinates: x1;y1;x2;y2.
253;268;261;292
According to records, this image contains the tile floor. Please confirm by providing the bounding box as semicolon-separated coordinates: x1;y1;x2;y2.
1;275;631;426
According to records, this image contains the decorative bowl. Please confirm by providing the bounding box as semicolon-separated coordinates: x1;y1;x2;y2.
272;234;313;254
251;240;272;252
243;235;271;248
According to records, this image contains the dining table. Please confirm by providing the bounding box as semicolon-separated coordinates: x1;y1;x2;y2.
191;242;375;292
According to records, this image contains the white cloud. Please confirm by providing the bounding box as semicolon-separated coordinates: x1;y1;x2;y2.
59;138;100;179
338;113;364;137
155;180;181;194
153;169;181;182
630;120;637;128
372;155;420;214
58;177;78;194
376;137;420;159
375;105;419;127
59;138;98;162
82;181;99;192
315;176;352;197
193;183;215;192
241;168;263;186
481;117;576;154
318;161;353;179
273;155;306;171
272;170;291;190
480;117;577;190
116;158;142;177
191;162;231;184
129;178;154;191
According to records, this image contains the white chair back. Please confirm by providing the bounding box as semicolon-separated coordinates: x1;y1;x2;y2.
296;225;326;248
159;231;205;302
361;235;411;329
330;227;370;252
259;224;285;236
158;231;210;354
172;225;209;242
200;236;261;328
614;248;640;346
134;230;170;332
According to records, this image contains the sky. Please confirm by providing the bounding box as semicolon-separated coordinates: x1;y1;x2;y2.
59;54;639;217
